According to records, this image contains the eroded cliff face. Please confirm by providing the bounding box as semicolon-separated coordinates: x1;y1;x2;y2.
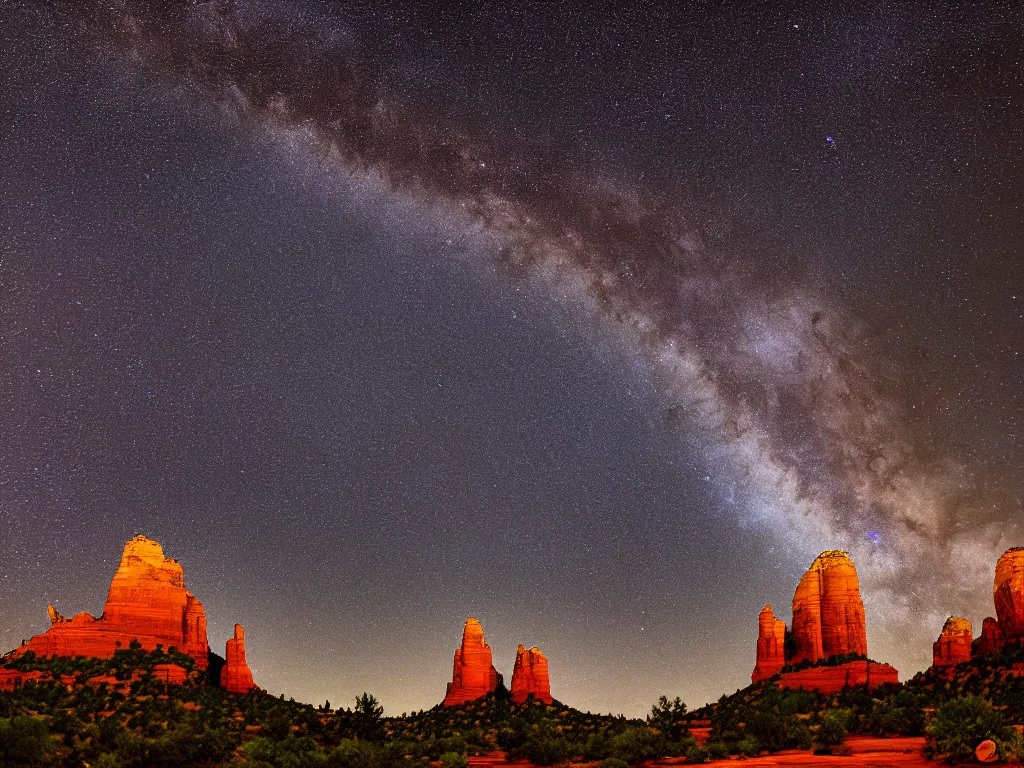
994;548;1024;643
791;550;867;664
510;644;553;704
932;617;973;669
12;535;210;668
221;624;257;694
443;618;499;706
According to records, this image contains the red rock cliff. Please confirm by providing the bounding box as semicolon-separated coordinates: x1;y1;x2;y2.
443;617;499;706
791;550;867;664
11;535;210;669
995;548;1024;643
510;644;553;704
752;605;787;683
932;617;973;668
221;624;257;694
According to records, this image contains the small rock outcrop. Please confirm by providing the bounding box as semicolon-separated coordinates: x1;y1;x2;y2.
443;618;500;706
221;624;257;694
932;617;973;668
11;536;211;668
972;616;1005;657
751;550;893;689
510;644;553;704
752;605;787;683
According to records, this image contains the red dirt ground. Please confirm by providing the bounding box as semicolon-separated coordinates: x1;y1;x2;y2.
467;737;944;768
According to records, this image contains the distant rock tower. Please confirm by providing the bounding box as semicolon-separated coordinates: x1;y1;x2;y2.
221;624;257;694
510;644;553;704
443;618;500;706
932;617;973;669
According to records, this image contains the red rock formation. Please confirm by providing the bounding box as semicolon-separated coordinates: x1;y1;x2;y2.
752;605;787;683
221;624;257;694
0;669;44;691
11;535;210;668
995;548;1024;642
510;644;553;704
152;664;190;685
776;660;899;694
932;617;973;669
790;550;867;664
443;617;499;706
972;616;1005;657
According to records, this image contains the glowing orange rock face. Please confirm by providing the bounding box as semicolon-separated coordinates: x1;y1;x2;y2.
932;617;973;668
11;535;210;669
776;660;898;694
752;605;787;683
443;617;499;706
510;644;553;704
221;624;257;694
790;551;867;664
994;548;1024;642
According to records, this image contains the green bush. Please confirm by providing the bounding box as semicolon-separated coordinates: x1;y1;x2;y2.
439;751;469;768
0;716;55;766
602;758;628;768
684;744;708;764
735;736;760;756
815;709;849;748
704;741;728;759
927;696;1013;761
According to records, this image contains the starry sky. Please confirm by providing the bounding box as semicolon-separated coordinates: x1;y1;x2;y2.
1;0;1023;716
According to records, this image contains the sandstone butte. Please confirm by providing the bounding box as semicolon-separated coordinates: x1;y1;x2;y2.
443;617;500;707
931;617;973;669
221;624;257;694
5;535;258;693
935;546;1024;663
510;644;553;704
752;550;898;692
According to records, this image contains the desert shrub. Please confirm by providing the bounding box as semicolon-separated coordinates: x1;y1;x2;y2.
608;727;667;764
439;752;468;768
747;711;811;752
735;736;760;756
927;696;1013;761
514;730;571;766
812;709;849;754
684;744;708;764
704;741;729;759
602;758;628;768
0;716;55;766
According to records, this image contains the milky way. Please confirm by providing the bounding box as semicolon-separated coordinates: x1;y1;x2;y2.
8;0;1024;707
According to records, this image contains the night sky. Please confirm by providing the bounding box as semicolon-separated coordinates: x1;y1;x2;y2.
2;0;1023;716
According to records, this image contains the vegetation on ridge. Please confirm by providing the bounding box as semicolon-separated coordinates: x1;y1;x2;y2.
5;649;1024;765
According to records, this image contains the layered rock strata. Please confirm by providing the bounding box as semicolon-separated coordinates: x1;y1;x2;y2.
776;660;898;694
11;535;210;668
791;551;867;664
510;644;553;704
221;624;257;694
443;617;500;706
932;617;973;668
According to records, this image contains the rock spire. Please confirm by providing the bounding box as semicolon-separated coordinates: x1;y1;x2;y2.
442;618;500;706
510;644;553;704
